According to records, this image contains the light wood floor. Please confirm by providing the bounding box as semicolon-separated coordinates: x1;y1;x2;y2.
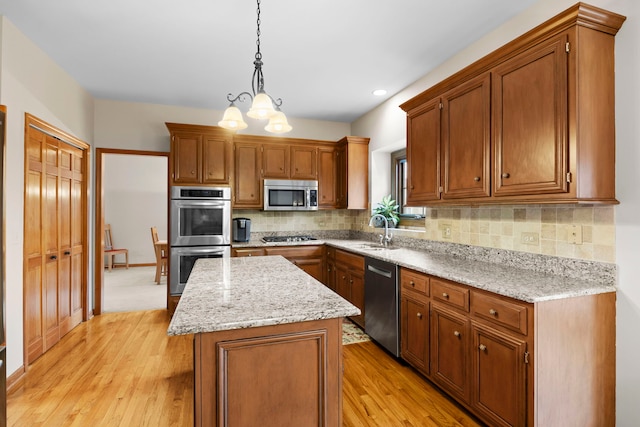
8;310;483;427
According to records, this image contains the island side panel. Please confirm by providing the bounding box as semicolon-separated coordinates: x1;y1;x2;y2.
194;317;343;427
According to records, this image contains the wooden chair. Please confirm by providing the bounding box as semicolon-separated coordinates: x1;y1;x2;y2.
151;226;168;284
104;224;129;272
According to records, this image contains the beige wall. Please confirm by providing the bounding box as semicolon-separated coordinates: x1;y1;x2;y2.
0;16;95;376
94;98;351;152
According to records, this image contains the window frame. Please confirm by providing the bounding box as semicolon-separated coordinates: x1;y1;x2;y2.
391;149;425;226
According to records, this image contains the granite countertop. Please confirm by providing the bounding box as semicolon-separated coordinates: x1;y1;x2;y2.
232;236;616;303
167;256;361;336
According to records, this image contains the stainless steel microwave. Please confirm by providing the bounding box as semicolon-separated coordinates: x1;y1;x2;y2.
263;179;318;211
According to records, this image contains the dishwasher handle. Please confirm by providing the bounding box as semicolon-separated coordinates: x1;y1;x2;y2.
367;264;392;278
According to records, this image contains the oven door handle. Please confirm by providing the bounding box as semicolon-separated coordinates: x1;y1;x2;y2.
172;246;229;255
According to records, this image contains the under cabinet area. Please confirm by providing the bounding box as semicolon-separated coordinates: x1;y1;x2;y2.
400;4;625;205
399;266;615;427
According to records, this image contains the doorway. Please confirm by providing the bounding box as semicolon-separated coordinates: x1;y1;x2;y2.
94;149;169;315
23;114;90;366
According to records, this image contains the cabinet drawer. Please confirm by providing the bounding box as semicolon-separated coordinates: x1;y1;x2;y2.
471;291;528;335
232;248;265;257
431;279;469;312
335;249;364;270
265;245;323;258
400;268;429;296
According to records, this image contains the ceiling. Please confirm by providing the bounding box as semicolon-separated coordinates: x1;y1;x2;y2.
0;0;538;123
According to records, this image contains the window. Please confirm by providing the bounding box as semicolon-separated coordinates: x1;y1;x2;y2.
391;149;425;225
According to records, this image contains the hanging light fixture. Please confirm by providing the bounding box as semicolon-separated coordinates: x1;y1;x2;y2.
218;0;292;134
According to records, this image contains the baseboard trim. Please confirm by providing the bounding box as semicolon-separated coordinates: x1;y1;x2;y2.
7;364;26;392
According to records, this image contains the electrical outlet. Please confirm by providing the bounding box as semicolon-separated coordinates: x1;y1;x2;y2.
521;232;539;245
440;223;452;239
568;225;583;244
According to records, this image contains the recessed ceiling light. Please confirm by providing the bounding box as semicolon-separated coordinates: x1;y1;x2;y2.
372;89;387;96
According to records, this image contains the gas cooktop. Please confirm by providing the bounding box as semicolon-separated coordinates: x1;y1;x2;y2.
261;235;318;243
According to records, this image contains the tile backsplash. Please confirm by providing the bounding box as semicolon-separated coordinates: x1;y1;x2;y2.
234;204;616;263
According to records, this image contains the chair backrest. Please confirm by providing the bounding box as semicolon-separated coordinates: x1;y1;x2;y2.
150;226;159;245
104;224;114;250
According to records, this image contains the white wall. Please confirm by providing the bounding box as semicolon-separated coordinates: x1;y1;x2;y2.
0;17;95;377
103;154;168;264
352;0;639;424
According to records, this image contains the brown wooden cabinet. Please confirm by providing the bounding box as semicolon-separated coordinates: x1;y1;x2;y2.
262;143;290;178
290;145;317;180
318;146;339;208
333;249;365;328
336;137;369;209
431;303;470;402
400;268;430;374
264;245;325;283
233;141;262;208
232;245;325;284
400;4;625;205
398;261;616;427
166;123;232;186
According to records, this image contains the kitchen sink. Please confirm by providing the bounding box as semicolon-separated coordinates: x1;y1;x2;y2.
353;244;399;251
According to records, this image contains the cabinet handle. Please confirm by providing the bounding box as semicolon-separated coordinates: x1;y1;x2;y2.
410;281;415;287
191;170;195;175
248;254;252;257
489;309;497;315
410;185;414;190
479;344;487;351
50;255;57;260
327;267;331;272
350;279;353;284
417;312;423;319
454;331;461;337
442;292;449;299
474;176;481;182
64;251;71;255
342;275;346;279
502;172;510;178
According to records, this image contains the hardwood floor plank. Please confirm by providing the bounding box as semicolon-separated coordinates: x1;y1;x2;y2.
8;311;482;426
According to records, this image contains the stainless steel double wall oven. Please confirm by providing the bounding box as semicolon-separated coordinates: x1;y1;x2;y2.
169;186;231;295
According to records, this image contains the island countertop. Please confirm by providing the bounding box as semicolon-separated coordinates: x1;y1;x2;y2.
167;256;360;336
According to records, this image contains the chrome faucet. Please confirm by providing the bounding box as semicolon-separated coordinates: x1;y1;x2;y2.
369;214;393;247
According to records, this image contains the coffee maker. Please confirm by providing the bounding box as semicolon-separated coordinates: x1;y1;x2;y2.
232;218;252;242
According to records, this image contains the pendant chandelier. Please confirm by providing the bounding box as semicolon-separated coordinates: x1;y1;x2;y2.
218;0;292;134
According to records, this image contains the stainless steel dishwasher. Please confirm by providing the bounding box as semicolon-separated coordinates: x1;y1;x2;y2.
364;256;399;357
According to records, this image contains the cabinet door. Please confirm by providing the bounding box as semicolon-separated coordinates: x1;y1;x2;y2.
442;73;491;199
492;34;569;197
400;294;429;374
263;143;289;178
406;98;441;203
335;144;347;208
335;265;351;301
232;248;265;257
431;304;469;402
349;270;365;328
202;135;231;185
471;323;527;427
325;258;336;291
318;147;338;208
172;133;202;184
293;258;324;283
234;143;262;208
290;145;317;180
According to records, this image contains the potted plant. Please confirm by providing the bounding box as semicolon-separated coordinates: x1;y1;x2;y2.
372;195;400;228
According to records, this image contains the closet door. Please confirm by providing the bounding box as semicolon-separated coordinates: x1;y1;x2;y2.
24;116;87;365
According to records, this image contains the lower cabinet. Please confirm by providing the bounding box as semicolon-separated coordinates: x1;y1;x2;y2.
399;266;616;427
430;303;469;402
331;249;365;328
232;245;325;284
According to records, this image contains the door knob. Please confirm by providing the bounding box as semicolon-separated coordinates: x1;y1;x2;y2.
442;292;449;299
502;172;510;178
479;344;487;351
64;251;71;255
50;255;57;260
454;331;461;337
417;312;423;319
489;309;497;315
474;176;481;182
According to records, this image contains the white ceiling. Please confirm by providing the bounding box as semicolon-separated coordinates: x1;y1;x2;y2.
0;0;538;123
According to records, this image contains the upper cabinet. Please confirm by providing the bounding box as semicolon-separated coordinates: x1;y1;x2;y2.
166;123;233;186
401;3;626;206
337;136;370;209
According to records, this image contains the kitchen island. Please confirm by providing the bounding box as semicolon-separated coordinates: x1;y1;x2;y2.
167;256;360;427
